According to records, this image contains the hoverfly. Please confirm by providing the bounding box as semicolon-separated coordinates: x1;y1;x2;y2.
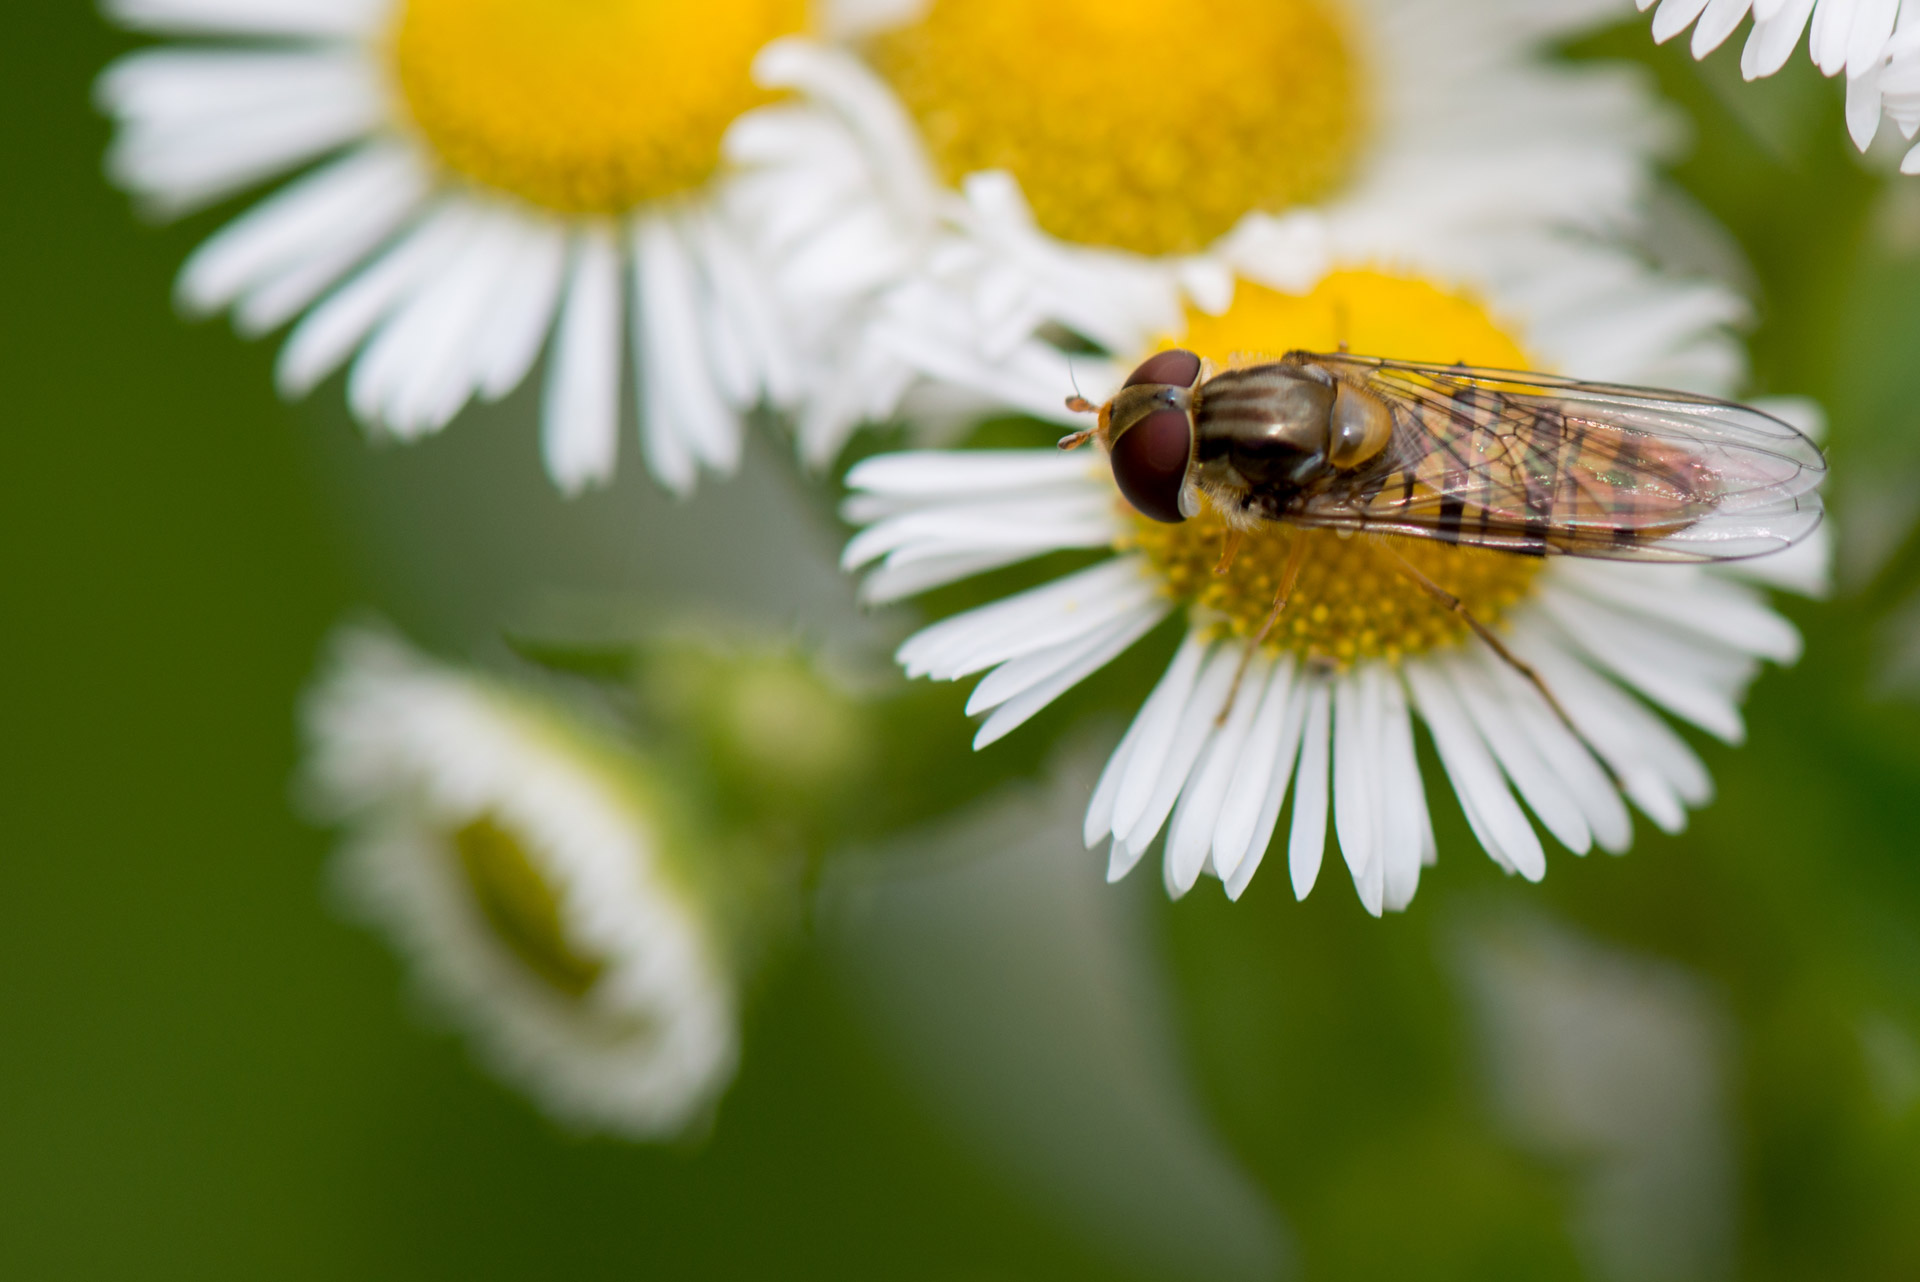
1060;347;1826;722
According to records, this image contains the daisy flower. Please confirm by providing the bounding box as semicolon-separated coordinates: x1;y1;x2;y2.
724;0;1684;460
1639;0;1920;171
301;627;737;1136
841;265;1829;915
98;0;815;493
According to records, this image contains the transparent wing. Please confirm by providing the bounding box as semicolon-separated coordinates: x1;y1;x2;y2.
1278;351;1826;563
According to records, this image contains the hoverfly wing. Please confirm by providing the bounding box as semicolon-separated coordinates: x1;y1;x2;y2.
1275;352;1826;563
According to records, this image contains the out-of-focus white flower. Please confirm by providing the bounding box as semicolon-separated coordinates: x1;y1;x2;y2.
98;0;812;494
1639;0;1920;171
725;0;1688;460
841;263;1829;916
302;627;736;1137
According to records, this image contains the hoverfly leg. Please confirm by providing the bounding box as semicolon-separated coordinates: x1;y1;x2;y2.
1381;546;1585;746
1214;528;1245;576
1219;534;1308;724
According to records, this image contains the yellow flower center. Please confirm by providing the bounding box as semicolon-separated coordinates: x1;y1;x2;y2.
1125;271;1546;667
872;0;1363;256
392;0;805;214
454;816;608;998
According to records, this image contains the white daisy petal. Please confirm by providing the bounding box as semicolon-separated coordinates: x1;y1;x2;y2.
1693;0;1759;57
1210;657;1300;880
1743;0;1819;78
845;449;1102;499
1085;632;1208;848
109;0;387;38
1112;634;1212;834
687;205;799;408
972;604;1167;750
542;226;624;494
1554;562;1802;663
840;493;1118;572
102;50;384;213
1087;711;1151;851
1376;671;1431;913
175;143;424;315
1222;667;1313;901
1405;661;1546;883
1715;521;1833;598
965;604;1163;715
349;209;516;438
1285;681;1332;902
1332;670;1385;917
1539;590;1754;744
472;214;570;403
1166;651;1274;889
277;200;473;397
861;548;1057;605
635;214;742;485
897;558;1157;679
1653;0;1715;44
1508;622;1713;830
1121;645;1241;876
1468;646;1634;855
1445;652;1594;856
1849;60;1888;148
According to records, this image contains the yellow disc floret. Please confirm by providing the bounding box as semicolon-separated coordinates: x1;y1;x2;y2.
454;816;608;999
392;0;805;214
1128;272;1544;667
872;0;1363;256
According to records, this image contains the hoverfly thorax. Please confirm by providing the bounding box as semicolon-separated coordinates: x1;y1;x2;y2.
1188;360;1397;522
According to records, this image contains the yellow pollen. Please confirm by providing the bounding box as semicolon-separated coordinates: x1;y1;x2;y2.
454;816;608;999
1127;271;1544;667
392;0;805;214
872;0;1364;256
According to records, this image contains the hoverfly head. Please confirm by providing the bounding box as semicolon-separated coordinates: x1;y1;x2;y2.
1097;348;1203;524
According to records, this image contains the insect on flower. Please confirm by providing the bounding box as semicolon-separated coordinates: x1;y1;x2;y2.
1060;348;1828;718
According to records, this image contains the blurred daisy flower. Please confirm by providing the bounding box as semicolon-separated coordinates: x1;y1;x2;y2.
97;0;816;493
727;0;1683;460
1639;0;1920;171
301;627;737;1136
841;262;1829;916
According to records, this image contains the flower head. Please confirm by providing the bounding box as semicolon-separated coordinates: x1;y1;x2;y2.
99;0;809;492
301;627;737;1136
729;0;1685;458
843;266;1828;914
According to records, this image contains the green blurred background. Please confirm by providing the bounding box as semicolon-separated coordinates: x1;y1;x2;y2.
8;5;1920;1279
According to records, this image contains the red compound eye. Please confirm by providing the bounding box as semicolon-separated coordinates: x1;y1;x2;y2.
1123;348;1202;389
1111;408;1192;524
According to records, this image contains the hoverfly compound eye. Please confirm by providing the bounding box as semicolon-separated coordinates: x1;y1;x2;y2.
1123;348;1202;390
1111;408;1193;524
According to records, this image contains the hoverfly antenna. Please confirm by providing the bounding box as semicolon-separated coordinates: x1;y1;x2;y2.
1064;356;1097;415
1057;428;1096;451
